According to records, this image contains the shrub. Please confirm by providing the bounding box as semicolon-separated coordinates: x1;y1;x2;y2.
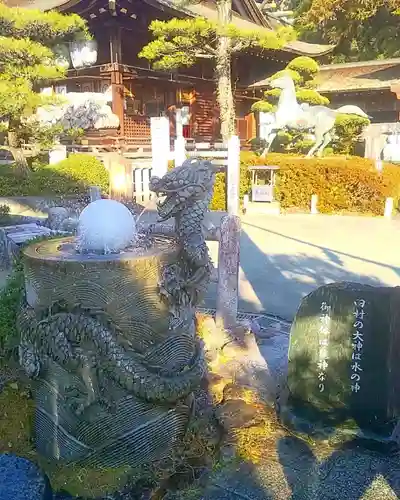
248;137;267;152
333;114;370;155
266;154;400;215
210;157;252;211
287;56;319;79
0;154;108;197
0;259;23;356
270;68;302;84
295;89;329;106
251;100;274;113
252;56;330;152
39;153;109;194
170;152;400;215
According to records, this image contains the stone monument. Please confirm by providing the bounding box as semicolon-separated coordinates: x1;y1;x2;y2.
278;282;400;443
17;159;218;467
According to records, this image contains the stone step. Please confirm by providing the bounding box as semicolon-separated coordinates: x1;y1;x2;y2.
0;223;61;269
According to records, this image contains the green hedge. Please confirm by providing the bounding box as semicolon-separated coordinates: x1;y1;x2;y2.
245;153;400;215
168;158;251;212
209;152;400;215
0;153;108;197
210;158;251;211
167;153;400;215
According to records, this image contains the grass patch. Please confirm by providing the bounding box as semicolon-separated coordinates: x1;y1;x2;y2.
0;380;131;497
0;260;24;356
0;381;35;458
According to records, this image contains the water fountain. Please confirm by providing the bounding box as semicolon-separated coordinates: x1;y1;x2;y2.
17;159;218;468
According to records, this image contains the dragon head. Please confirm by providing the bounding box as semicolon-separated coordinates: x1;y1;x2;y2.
149;159;219;221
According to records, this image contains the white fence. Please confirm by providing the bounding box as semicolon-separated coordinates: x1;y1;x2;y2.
49;129;240;212
112;137;240;210
133;166;153;204
130;145;229;204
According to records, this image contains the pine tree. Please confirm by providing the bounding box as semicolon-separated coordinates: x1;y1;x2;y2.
251;56;328;152
252;56;328;113
0;3;89;172
139;0;293;142
251;56;369;154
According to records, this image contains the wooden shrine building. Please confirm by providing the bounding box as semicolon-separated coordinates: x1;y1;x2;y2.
317;59;400;124
6;0;331;143
248;57;400;125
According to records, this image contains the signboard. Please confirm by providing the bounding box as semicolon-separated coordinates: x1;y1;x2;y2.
252;185;273;202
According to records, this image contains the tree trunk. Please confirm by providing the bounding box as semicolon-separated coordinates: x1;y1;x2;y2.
0;145;30;177
6;121;29;177
215;0;235;143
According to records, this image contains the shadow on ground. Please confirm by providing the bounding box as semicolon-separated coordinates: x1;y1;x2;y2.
200;219;400;499
200;332;400;499
237;222;397;319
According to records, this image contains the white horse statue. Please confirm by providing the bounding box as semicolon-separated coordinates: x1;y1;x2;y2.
261;75;369;157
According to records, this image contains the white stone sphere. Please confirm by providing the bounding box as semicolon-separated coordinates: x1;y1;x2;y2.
76;199;136;254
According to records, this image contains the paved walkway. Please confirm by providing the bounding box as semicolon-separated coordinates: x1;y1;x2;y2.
205;213;400;320
1;213;399;321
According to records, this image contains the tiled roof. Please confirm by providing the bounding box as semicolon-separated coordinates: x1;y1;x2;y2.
248;58;400;91
317;59;400;93
3;0;79;8
4;0;333;57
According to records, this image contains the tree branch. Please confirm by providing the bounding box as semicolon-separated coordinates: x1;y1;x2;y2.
204;44;217;55
232;40;250;52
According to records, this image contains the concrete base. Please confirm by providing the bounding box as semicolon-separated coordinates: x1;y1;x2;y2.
243;201;280;216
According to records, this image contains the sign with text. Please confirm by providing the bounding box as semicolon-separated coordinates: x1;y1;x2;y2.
252;185;273;202
279;282;400;442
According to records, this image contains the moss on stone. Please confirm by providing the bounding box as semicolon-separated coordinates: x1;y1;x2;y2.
232;397;285;465
43;463;130;498
0;381;35;457
0;261;24;356
0;380;131;497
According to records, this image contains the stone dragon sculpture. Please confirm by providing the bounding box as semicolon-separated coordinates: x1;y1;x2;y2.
18;307;205;405
16;158;217;469
149;158;219;320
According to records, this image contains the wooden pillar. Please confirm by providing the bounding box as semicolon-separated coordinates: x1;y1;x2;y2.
245;112;256;141
109;26;125;137
189;90;198;139
391;84;400;100
390;85;400;121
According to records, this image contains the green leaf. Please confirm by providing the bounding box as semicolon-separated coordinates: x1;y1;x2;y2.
0;3;88;147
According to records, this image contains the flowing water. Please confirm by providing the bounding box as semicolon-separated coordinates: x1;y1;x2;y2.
134;197;158;227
